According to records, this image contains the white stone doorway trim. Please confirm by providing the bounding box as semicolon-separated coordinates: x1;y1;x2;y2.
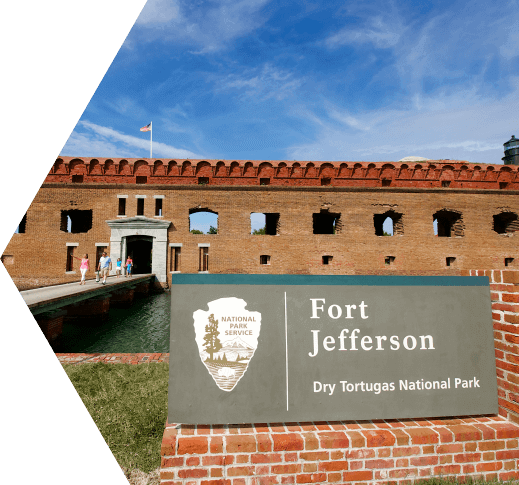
106;216;171;283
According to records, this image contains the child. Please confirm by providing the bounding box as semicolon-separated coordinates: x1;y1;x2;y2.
125;256;133;277
116;257;122;277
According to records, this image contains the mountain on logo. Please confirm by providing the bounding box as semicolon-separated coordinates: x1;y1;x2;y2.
221;337;253;351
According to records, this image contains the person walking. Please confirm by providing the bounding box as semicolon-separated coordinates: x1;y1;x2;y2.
73;253;90;285
125;256;133;277
97;252;112;285
116;258;122;278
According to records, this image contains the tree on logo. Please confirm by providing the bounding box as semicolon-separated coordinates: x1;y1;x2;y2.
203;313;222;362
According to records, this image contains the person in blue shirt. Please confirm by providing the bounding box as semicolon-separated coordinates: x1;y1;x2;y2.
97;252;112;285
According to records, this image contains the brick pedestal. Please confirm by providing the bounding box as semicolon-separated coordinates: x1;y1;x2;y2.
161;270;519;484
160;417;519;484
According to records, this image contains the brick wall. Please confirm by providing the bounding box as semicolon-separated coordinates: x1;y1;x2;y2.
4;181;519;289
474;269;519;424
160;418;519;485
159;270;519;484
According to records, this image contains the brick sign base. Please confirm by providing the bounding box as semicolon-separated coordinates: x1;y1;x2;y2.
161;270;519;484
160;417;519;484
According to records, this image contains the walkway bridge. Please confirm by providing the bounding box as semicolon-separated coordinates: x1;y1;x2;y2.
21;275;157;342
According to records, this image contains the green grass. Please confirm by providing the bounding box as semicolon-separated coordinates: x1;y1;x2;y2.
63;362;168;473
63;364;517;485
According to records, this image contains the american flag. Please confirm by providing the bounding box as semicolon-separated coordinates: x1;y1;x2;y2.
140;122;152;132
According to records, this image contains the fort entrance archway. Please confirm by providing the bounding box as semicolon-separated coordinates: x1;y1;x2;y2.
126;235;152;274
106;216;171;283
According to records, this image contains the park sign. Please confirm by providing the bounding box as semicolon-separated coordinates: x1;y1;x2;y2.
169;274;498;424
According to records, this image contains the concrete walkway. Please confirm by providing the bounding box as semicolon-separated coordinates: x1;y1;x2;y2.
21;274;155;315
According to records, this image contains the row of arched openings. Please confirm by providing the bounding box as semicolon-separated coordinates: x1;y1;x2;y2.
53;159;518;181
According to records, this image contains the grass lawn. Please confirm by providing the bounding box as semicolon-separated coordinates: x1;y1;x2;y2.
63;362;515;485
63;362;168;478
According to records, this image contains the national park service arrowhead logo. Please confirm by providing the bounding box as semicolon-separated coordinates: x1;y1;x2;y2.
193;297;261;392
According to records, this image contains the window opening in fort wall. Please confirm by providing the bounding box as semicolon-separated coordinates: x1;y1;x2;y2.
66;245;75;272
60;210;92;234
250;213;280;235
118;197;126;216
136;197;145;216
190;208;218;235
260;255;271;265
15;213;27;234
313;209;342;234
493;210;519;235
199;246;209;272
374;209;403;236
385;256;395;265
433;209;465;237
155;198;163;216
170;246;181;272
446;256;457;267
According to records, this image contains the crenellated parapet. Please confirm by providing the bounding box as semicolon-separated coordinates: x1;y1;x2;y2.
46;157;519;190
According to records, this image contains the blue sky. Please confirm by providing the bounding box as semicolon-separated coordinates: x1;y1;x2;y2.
62;0;519;165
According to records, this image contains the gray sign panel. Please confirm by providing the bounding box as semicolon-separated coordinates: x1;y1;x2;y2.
169;275;498;424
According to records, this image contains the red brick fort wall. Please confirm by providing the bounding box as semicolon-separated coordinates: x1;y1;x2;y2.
3;158;519;289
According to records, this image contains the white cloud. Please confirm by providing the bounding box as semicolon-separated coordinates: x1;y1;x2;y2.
104;96;148;117
190;0;271;53
133;0;271;53
293;1;519;164
287;86;518;164
323;7;405;49
217;63;303;101
327;106;370;132
61;121;205;159
135;0;181;25
325;15;401;49
61;131;138;158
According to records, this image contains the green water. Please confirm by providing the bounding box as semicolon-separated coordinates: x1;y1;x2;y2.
53;291;171;353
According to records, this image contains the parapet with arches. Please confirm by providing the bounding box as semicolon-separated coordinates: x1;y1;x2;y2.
48;157;519;190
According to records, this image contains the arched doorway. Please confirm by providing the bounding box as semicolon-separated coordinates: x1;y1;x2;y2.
106;216;171;283
126;235;153;274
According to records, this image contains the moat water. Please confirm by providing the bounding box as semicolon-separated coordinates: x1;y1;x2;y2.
52;291;171;353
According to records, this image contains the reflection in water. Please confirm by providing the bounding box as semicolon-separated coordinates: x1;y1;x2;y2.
53;292;170;353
